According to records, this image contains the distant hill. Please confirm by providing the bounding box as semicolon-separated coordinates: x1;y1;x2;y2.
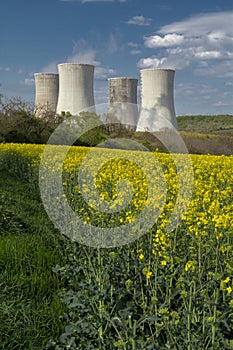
106;115;233;156
175;115;233;155
177;115;233;136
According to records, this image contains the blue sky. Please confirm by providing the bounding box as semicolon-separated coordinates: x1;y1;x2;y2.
0;0;232;115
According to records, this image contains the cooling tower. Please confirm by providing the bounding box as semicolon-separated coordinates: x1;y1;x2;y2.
56;63;95;116
108;77;138;130
136;69;178;131
34;73;59;117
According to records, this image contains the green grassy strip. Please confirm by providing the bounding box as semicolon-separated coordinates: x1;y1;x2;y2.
177;114;233;134
0;170;68;350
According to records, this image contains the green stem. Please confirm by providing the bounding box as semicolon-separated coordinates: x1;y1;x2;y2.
202;310;205;335
97;248;104;342
187;283;193;350
198;242;201;279
212;288;218;347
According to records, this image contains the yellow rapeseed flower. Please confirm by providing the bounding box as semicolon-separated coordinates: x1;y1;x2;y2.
223;277;230;284
146;271;153;279
185;261;195;272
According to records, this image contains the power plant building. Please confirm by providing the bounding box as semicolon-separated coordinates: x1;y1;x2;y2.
136;69;178;131
34;73;59;117
108;77;138;129
56;63;95;116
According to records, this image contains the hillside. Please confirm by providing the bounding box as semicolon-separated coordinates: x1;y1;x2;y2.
177;114;233;136
104;115;233;156
176;115;233;155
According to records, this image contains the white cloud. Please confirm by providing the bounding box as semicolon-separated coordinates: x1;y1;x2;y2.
128;42;141;54
139;11;233;76
95;66;116;79
145;34;184;48
127;15;152;26
194;50;223;60
67;48;99;65
137;57;168;69
195;60;233;78
158;11;233;36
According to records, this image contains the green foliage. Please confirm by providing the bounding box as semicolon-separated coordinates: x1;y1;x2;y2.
51;111;107;147
45;227;233;350
0;96;62;144
0;89;232;155
0;170;69;350
77;111;107;147
177;115;233;135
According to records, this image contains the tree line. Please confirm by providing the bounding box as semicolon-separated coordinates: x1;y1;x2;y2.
0;89;110;146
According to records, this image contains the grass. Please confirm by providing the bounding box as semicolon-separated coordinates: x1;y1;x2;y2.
102;115;233;155
177;114;233;135
0;170;68;350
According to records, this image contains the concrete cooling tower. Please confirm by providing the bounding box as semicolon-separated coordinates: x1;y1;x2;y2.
108;77;138;130
34;73;59;117
136;69;178;132
56;63;95;116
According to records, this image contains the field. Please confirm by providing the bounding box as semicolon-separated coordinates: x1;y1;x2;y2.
0;143;233;349
177;115;233;155
177;115;233;135
130;115;233;156
104;115;233;156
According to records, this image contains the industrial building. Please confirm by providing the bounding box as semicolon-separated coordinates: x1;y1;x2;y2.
108;77;138;129
56;63;95;116
34;64;178;132
34;73;59;117
136;68;178;131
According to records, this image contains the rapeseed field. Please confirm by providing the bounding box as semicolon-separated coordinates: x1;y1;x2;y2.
0;143;232;349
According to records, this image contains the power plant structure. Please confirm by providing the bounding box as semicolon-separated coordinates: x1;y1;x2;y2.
56;63;95;116
136;68;178;131
34;64;179;132
34;73;59;117
108;77;138;130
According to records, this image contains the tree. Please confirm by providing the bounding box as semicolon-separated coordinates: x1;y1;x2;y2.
50;111;107;146
0;96;61;144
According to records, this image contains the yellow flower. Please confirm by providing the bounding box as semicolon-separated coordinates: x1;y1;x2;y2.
220;245;228;253
146;271;153;279
161;260;167;266
185;261;195;272
226;286;232;294
223;277;230;284
139;253;144;260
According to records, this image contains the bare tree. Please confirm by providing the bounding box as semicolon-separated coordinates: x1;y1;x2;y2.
1;96;33;116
